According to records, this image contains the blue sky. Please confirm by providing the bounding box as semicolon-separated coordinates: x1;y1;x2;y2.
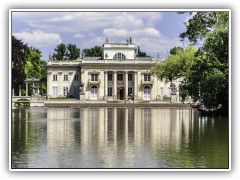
11;10;191;61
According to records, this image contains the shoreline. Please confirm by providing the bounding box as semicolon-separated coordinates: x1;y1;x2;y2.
43;100;192;108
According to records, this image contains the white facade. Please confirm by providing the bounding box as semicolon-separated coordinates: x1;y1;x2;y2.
47;39;181;102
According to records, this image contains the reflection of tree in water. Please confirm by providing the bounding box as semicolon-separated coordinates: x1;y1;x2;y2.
150;110;228;168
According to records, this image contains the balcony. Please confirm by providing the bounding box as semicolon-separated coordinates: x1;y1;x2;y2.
88;79;101;85
141;79;154;86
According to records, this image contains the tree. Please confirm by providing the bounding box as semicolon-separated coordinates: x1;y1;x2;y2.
136;46;148;57
169;46;184;55
151;46;196;81
40;60;47;95
12;36;30;94
52;43;80;60
25;47;47;96
25;47;42;79
66;44;80;60
179;12;228;44
83;46;103;57
52;43;67;60
179;12;229;114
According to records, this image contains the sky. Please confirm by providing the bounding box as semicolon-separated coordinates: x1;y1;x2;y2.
11;10;191;61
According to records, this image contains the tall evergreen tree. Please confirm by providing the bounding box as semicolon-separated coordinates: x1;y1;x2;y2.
136;46;148;57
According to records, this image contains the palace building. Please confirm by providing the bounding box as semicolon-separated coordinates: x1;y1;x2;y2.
47;38;181;102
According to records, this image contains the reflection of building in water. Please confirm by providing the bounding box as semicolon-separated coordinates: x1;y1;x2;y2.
78;108;196;167
46;108;79;165
45;107;196;167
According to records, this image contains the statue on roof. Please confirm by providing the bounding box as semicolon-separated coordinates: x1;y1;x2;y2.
105;37;109;43
49;53;53;60
105;53;109;59
129;37;132;43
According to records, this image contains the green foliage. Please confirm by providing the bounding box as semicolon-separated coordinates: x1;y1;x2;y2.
179;11;229;114
52;43;80;60
66;44;80;60
15;102;30;108
12;37;47;96
52;43;67;60
12;36;30;92
83;46;103;57
25;47;42;78
40;60;47;95
170;46;184;55
162;95;171;101
179;12;229;44
151;46;196;81
136;46;148;57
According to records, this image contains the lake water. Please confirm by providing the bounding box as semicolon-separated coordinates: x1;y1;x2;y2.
11;107;229;169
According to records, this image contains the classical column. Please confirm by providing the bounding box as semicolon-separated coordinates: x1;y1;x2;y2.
125;71;128;100
58;72;62;96
26;82;28;97
104;71;108;100
19;85;21;97
134;71;138;100
47;72;52;99
113;71;117;100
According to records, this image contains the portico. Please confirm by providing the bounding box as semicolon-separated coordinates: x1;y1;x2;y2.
103;71;136;101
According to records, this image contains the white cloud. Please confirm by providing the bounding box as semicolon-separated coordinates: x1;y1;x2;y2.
73;33;84;39
12;11;188;59
135;37;183;58
13;12;162;33
13;30;62;47
103;28;161;38
103;28;129;37
81;36;105;49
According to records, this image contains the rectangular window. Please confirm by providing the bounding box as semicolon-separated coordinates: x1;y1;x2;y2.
128;74;133;81
53;74;58;81
128;87;133;96
144;74;151;81
108;87;112;96
63;87;68;97
91;74;98;81
63;74;68;81
117;74;123;81
74;74;79;81
160;87;163;97
108;74;112;81
53;87;58;98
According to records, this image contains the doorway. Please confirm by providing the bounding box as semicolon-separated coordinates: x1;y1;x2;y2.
144;86;150;100
91;85;98;100
117;87;124;100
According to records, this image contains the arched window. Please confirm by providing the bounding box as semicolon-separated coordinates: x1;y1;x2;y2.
113;53;126;60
